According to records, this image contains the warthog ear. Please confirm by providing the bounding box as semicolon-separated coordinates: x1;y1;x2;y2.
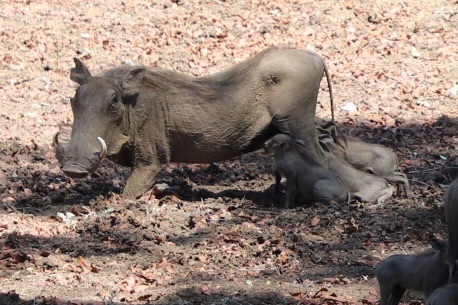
320;120;347;149
331;127;348;149
316;127;331;136
121;68;145;99
318;135;334;144
429;238;447;251
318;139;331;153
70;58;92;85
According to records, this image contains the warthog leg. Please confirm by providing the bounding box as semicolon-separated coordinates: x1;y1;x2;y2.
123;163;163;199
383;172;412;198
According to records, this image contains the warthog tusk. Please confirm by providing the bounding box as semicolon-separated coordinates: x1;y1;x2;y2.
53;132;60;147
97;137;107;160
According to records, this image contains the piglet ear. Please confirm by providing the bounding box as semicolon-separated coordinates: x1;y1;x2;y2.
428;238;446;251
70;58;92;85
121;68;145;98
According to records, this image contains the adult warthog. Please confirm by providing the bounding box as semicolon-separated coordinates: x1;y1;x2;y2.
55;47;334;198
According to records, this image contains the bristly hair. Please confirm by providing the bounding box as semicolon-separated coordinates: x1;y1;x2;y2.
103;47;282;100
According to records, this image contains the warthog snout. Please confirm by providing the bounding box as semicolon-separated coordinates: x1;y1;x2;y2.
54;132;107;178
61;162;91;178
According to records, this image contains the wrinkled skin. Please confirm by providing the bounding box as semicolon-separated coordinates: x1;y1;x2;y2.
56;47;335;198
317;120;412;198
426;283;458;305
266;134;349;208
446;179;458;283
375;239;449;305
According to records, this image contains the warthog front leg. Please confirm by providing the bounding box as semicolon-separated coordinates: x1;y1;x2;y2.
123;163;162;199
379;285;405;305
274;170;282;194
383;172;412;198
284;172;298;209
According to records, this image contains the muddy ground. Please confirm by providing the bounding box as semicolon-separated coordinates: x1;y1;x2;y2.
1;0;458;304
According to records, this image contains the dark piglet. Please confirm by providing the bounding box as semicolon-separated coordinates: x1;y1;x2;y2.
375;239;449;305
446;179;458;282
425;283;458;305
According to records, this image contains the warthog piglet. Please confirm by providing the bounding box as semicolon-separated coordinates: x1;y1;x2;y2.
317;121;411;198
425;283;458;305
375;239;449;305
446;179;458;282
266;134;349;208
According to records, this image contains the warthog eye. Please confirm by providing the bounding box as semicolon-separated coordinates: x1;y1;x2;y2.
108;95;119;114
109;102;118;114
70;97;76;104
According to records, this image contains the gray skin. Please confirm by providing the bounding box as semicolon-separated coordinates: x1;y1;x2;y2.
426;283;458;305
55;47;335;198
445;179;458;283
375;240;449;305
319;139;394;208
275;131;393;208
266;134;349;208
317;121;412;198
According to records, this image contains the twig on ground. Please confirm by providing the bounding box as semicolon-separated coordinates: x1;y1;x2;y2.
32;281;48;305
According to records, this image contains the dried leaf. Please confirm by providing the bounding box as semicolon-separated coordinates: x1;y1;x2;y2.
311;216;321;227
201;284;211;295
76;256;91;273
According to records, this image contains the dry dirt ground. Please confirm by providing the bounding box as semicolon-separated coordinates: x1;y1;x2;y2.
1;0;458;304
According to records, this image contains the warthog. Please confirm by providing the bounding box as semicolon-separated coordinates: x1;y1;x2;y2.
446;179;458;282
55;47;335;198
426;283;458;305
317;121;411;198
267;133;392;208
318;139;393;207
375;239;449;305
266;134;349;208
